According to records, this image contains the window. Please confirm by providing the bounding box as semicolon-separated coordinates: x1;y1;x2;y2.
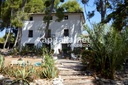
62;44;71;54
28;30;33;37
64;29;69;36
25;43;34;52
30;16;33;21
64;15;68;20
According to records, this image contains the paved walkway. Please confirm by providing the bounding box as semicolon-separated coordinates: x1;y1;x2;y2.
55;59;97;85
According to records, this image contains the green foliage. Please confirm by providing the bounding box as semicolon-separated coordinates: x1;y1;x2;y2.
44;0;60;10
54;0;60;8
1;0;22;26
2;64;48;82
83;24;128;79
0;38;4;43
61;0;83;12
41;48;58;79
11;11;28;28
103;1;128;31
43;15;52;23
73;47;82;55
0;48;58;80
81;50;94;65
42;48;54;66
2;65;36;83
10;48;19;55
3;33;15;43
20;46;29;55
25;0;45;13
55;7;64;22
13;66;35;80
42;65;58;79
44;0;51;7
83;0;127;30
20;45;43;56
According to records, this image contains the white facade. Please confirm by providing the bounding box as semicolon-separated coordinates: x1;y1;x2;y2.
21;12;85;54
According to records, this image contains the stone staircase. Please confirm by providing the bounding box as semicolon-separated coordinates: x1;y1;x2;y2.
55;59;96;85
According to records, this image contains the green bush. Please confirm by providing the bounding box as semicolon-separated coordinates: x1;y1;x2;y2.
81;50;95;65
20;45;43;56
83;24;128;79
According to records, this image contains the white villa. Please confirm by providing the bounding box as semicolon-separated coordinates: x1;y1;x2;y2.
20;12;88;54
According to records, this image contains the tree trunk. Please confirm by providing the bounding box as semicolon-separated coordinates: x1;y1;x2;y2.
45;0;55;38
13;28;19;48
100;0;104;22
14;0;26;48
3;7;14;49
17;28;22;49
3;28;10;49
100;0;107;22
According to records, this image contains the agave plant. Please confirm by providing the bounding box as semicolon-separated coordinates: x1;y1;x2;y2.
41;47;58;79
42;65;58;79
83;24;128;79
12;66;35;84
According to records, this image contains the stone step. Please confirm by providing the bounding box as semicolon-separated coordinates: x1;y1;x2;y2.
63;79;96;85
58;67;81;71
61;75;94;80
57;59;80;63
55;64;63;67
57;64;85;67
56;59;96;85
55;62;84;67
61;63;83;66
58;65;85;71
59;70;85;76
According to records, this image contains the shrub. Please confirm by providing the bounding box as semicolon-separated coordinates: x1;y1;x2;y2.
41;48;59;79
20;45;43;56
83;24;128;79
2;65;37;82
81;50;95;66
42;65;58;79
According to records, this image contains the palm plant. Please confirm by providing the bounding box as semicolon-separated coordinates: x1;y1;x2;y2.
84;24;128;79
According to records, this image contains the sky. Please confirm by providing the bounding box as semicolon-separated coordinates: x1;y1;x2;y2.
0;0;101;38
0;28;5;38
77;0;101;35
77;0;101;26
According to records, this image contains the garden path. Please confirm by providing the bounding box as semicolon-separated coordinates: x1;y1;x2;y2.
55;59;96;85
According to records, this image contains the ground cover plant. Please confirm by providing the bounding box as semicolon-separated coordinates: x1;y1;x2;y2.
0;47;58;84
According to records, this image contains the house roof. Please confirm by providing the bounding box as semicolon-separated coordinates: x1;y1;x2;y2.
29;12;85;23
